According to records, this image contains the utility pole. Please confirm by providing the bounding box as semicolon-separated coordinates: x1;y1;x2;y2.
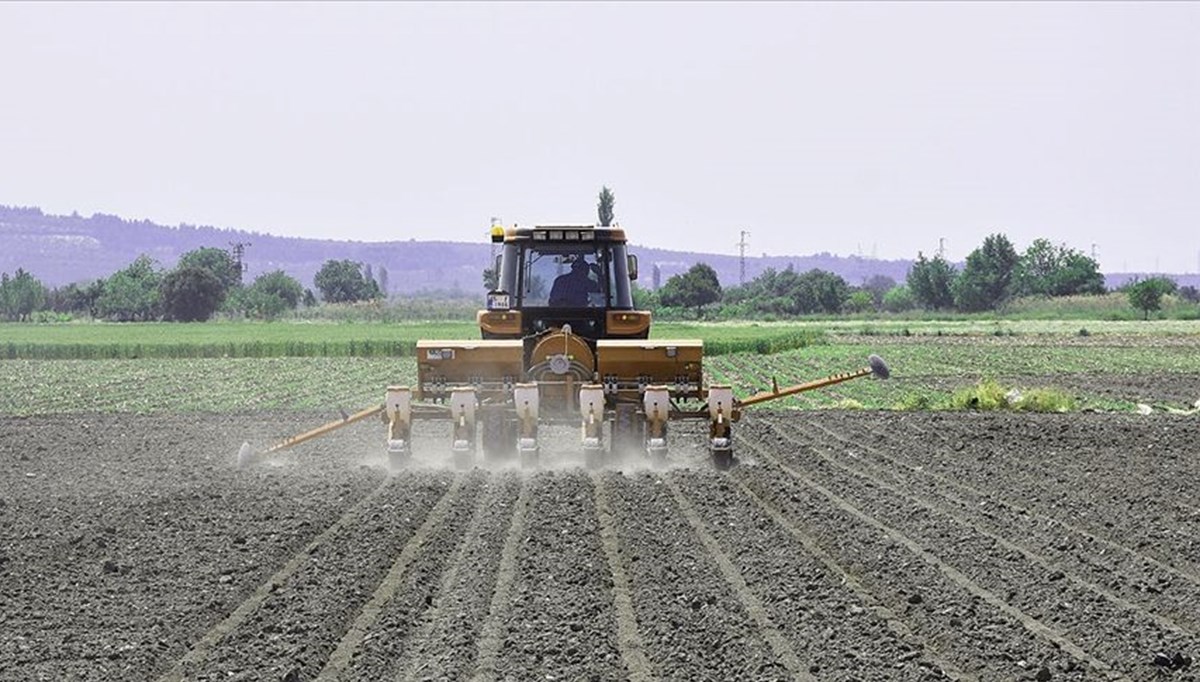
1091;243;1098;261
937;237;946;259
228;241;251;282
737;230;751;285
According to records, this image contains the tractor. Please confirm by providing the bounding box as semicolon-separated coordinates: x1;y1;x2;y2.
239;224;888;470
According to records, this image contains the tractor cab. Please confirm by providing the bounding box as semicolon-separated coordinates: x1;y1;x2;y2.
480;225;650;341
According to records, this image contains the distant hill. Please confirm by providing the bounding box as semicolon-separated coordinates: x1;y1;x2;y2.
1;205;1193;294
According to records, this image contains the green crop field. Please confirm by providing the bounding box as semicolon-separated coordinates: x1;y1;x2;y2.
2;319;1198;416
0;321;824;359
706;332;1200;412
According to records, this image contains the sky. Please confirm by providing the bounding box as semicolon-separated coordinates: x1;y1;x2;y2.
2;2;1197;273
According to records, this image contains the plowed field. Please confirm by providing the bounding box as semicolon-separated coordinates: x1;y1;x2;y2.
3;411;1198;681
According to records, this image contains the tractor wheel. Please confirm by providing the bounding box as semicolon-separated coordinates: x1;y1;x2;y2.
611;404;645;460
480;408;515;463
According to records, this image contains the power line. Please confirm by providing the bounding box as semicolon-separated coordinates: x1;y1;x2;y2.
228;241;251;282
737;230;751;285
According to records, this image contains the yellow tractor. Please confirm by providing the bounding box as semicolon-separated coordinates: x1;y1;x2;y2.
239;224;888;470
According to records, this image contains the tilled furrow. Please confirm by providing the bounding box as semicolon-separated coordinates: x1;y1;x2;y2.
162;471;458;682
785;434;1200;676
735;438;1109;682
592;472;655;682
755;428;1200;680
664;476;814;681
896;414;1198;498
317;471;487;680
393;471;524;682
606;471;792;681
880;413;1200;577
669;468;967;681
785;418;1200;637
472;471;623;681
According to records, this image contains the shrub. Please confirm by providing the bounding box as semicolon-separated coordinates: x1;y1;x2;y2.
896;393;933;410
947;379;1010;410
1013;387;1075;412
946;379;1074;412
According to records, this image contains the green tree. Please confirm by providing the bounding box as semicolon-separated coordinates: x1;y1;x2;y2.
314;260;380;303
659;262;722;316
96;255;162;321
906;252;956;310
844;289;874;313
228;270;304;319
0;269;48;321
597;186;615;227
253;270;303;308
793;269;849;314
47;281;103;316
179;247;242;290
631;282;659;310
482;264;500;291
1126;277;1177;320
161;266;226;321
881;284;917;312
1013;239;1105;297
722;266;847;315
953;234;1019;312
861;274;897;308
722;267;801;315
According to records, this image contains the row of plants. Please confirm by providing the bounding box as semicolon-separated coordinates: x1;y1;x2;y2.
5;325;1200;415
0;321;826;360
0;357;413;415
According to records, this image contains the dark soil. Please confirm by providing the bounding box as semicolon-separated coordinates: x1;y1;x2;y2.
2;410;1199;681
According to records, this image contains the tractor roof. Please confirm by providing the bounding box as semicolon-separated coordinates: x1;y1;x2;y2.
491;224;627;244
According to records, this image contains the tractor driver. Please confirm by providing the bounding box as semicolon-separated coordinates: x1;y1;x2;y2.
548;256;601;307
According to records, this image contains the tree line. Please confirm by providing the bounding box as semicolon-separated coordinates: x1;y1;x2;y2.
642;234;1198;319
0;248;388;322
4;232;1196;323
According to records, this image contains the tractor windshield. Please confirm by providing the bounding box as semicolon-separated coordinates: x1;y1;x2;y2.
526;245;608;308
499;241;633;309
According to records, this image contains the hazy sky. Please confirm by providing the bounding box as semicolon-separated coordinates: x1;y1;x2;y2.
2;2;1197;272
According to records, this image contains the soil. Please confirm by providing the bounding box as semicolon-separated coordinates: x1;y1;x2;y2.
2;409;1199;681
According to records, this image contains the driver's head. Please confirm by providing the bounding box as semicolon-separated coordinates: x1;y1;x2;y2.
571;258;588;272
